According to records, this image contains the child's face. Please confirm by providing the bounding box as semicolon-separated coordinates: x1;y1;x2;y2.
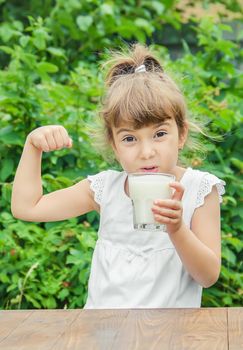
111;118;188;175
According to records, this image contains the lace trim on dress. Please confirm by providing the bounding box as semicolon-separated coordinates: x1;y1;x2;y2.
87;174;105;205
196;175;226;208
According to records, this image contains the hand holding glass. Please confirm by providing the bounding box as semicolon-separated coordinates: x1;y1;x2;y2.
128;173;175;231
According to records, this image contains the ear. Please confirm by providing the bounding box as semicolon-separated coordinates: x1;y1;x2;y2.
179;121;189;150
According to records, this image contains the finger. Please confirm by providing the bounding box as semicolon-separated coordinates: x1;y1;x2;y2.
154;214;177;225
152;207;178;219
45;130;57;150
153;199;182;210
54;128;65;149
67;137;73;148
36;135;50;152
169;182;184;201
59;127;72;148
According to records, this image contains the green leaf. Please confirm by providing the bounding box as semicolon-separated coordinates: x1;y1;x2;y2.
0;23;20;42
7;284;18;293
0;126;23;146
37;62;59;73
79;269;89;284
32;28;49;50
0;212;13;222
225;237;243;253
19;35;30;47
100;4;113;16
43;296;57;309
0;45;13;55
76;16;93;32
223;295;232;306
66;255;79;265
182;39;191;54
150;1;165;15
47;47;67;59
0;159;14;182
0;158;14;182
2;183;13;203
25;294;42;308
223;196;237;207
0;273;10;283
58;288;69;300
134;18;154;35
81;231;96;249
222;247;236;265
231;158;243;170
86;211;99;224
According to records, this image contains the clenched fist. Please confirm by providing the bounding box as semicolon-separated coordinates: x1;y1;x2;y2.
27;125;72;152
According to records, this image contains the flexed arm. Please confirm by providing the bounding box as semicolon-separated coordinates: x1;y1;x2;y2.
11;125;97;222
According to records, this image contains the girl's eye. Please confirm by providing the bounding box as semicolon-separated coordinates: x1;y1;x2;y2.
122;136;135;143
155;131;167;138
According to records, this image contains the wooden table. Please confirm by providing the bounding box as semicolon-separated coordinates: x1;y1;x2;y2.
0;308;242;349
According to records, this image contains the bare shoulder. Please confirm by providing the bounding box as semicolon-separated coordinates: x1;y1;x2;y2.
192;185;220;229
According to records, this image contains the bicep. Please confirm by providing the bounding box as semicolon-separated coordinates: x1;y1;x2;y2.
191;186;221;260
24;179;99;222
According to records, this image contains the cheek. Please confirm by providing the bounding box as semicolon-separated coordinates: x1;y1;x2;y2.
111;141;121;160
113;146;131;165
117;150;135;170
160;143;179;162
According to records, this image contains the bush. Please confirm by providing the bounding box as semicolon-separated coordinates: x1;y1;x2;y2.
0;1;242;308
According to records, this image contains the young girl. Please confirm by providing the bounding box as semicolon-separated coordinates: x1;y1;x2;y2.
11;44;225;309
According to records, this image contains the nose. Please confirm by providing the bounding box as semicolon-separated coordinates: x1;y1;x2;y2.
139;140;156;159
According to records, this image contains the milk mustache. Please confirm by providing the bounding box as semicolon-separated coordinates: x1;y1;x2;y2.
128;173;175;230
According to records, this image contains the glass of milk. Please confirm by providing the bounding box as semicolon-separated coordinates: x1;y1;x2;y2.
128;172;175;231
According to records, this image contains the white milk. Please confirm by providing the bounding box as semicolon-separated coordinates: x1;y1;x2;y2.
128;173;175;229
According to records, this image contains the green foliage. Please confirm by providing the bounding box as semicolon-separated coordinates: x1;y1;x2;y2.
173;17;243;306
0;1;242;308
0;0;182;67
0;212;97;309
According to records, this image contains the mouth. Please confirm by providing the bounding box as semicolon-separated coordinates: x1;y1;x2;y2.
140;166;159;173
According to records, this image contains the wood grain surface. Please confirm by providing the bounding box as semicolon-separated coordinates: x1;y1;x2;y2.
0;308;242;350
228;308;243;350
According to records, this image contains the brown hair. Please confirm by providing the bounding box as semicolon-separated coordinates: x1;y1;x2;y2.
92;43;206;164
102;43;187;139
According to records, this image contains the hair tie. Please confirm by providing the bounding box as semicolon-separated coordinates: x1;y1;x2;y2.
134;64;146;73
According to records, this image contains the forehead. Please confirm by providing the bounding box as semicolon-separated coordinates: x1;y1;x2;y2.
113;119;173;134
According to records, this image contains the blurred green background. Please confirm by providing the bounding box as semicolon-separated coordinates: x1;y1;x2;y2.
0;0;242;309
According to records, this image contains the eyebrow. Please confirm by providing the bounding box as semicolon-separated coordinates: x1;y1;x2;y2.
116;121;171;135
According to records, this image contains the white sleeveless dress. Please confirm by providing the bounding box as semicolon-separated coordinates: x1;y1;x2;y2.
84;167;225;309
